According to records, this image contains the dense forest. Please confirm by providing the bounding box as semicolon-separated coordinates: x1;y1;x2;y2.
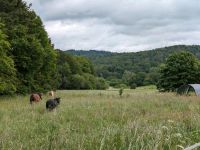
0;0;107;95
67;45;200;88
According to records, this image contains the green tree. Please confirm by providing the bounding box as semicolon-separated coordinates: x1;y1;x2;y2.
157;51;200;91
76;56;95;74
0;24;16;95
126;72;145;87
0;0;58;94
58;62;71;89
95;77;109;90
144;67;159;85
122;70;134;85
70;74;87;89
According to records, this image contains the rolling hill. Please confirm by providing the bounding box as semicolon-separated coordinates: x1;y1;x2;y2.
65;45;200;87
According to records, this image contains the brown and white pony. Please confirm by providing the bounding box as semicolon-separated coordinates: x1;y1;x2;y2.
30;93;42;104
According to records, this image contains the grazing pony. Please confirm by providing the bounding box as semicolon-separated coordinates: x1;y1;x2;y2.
46;97;60;111
30;93;42;104
48;90;55;98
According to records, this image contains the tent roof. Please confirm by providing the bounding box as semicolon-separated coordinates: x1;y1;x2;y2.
188;84;200;96
177;84;200;96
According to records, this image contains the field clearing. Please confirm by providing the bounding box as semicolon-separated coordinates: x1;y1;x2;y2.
1;88;200;149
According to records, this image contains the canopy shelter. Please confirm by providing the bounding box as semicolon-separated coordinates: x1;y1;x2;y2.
177;84;200;96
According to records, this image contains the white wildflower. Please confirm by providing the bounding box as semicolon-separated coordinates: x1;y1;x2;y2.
168;120;174;123
174;133;182;138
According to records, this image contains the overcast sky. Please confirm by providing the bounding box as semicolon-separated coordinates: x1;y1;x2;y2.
24;0;200;52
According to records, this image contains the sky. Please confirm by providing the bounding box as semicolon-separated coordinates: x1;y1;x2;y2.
24;0;200;52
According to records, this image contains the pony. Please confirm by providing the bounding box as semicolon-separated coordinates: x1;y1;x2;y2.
46;97;61;111
48;90;55;98
30;93;42;104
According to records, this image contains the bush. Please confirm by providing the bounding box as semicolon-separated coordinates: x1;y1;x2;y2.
130;83;137;89
119;88;124;97
114;83;128;89
95;78;109;90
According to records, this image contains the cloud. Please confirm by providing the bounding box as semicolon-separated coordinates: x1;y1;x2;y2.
24;0;200;52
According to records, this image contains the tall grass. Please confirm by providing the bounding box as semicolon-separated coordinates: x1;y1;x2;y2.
0;89;200;149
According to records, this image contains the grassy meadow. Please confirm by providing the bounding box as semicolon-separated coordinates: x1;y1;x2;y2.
1;87;200;149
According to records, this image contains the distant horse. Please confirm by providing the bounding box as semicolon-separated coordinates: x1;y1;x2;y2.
30;93;42;104
48;90;55;98
46;97;60;111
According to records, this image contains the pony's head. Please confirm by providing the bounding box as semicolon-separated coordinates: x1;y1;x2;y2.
37;93;43;99
54;97;60;104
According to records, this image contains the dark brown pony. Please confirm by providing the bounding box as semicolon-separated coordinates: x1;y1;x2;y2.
30;93;42;104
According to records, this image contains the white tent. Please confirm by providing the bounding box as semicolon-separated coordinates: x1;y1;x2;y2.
177;84;200;96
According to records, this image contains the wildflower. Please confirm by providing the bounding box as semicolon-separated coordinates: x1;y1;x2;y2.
174;133;182;138
168;120;174;123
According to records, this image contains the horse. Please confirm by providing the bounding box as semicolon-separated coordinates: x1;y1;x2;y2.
48;90;55;98
46;97;61;111
30;93;42;104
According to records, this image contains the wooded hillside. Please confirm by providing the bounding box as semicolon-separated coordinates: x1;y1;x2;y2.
66;45;200;88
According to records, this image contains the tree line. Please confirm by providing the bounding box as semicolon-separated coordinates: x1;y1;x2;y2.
67;45;200;89
0;0;107;95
